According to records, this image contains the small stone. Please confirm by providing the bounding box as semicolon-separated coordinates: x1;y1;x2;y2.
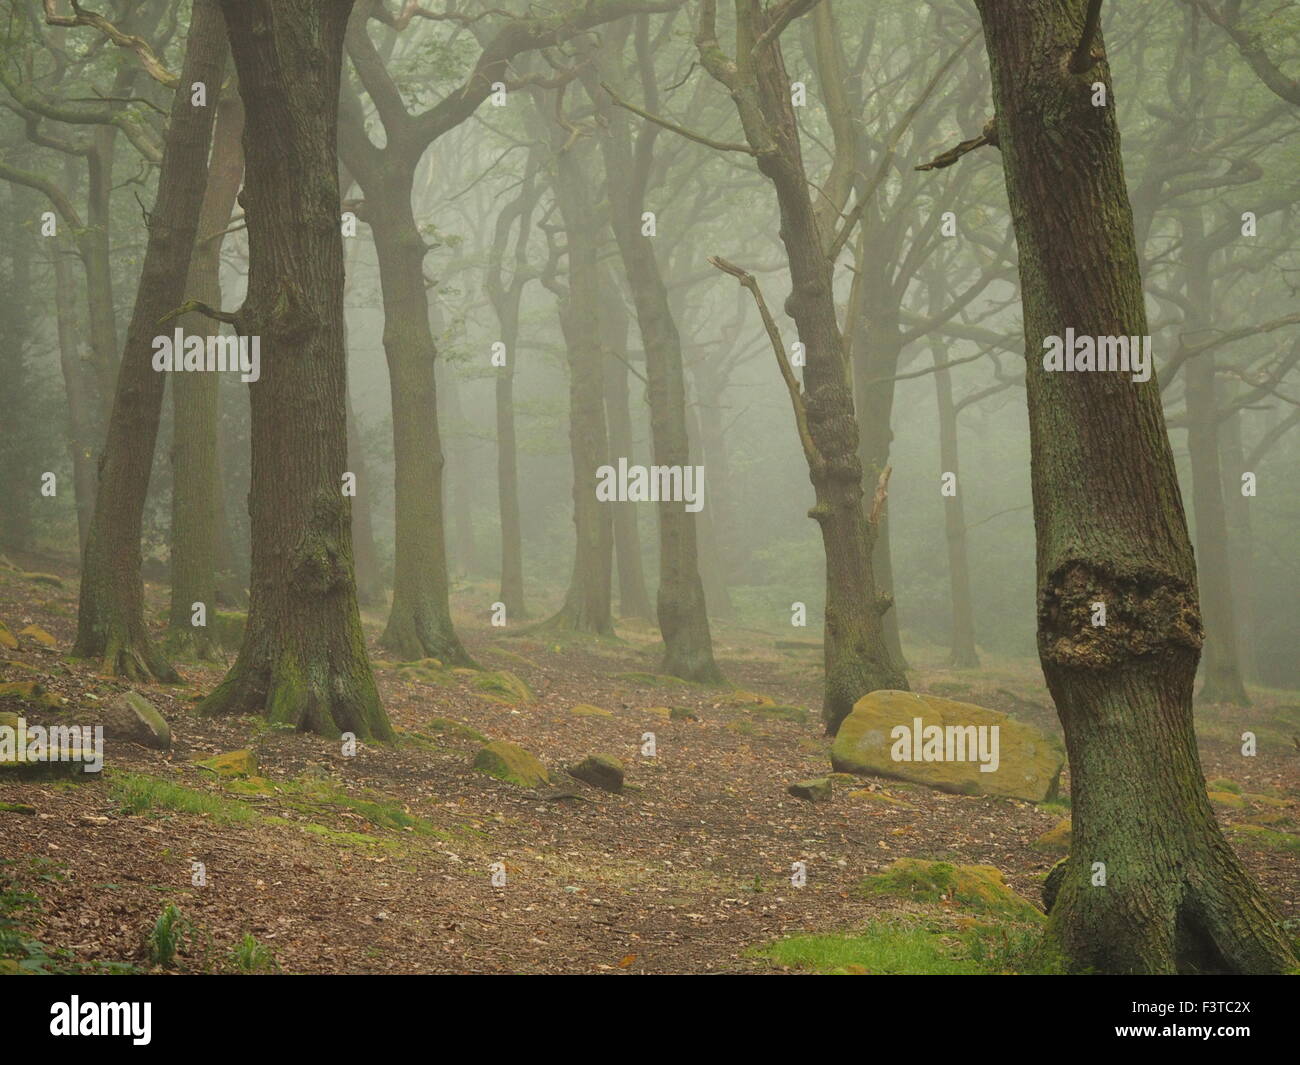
569;754;624;793
99;692;172;750
788;777;832;802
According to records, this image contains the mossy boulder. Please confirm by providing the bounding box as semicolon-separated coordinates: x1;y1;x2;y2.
570;703;613;718
0;621;18;650
721;689;776;708
642;706;672;719
1033;818;1072;854
569;754;624;792
669;707;698;722
1207;789;1245;809
830;689;1064;802
472;670;533;705
861;858;1043;921
472;741;549;787
22;572;64;589
98;692;171;750
18;625;56;648
787;777;832;802
0;680;62;709
195;749;256;778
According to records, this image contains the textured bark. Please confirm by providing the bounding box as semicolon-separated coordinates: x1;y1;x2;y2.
589;61;723;681
599;275;654;622
167;87;245;660
72;0;227;681
1181;211;1249;705
200;0;391;741
975;0;1294;973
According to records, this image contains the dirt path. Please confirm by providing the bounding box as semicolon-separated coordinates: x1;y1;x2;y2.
1;566;1296;974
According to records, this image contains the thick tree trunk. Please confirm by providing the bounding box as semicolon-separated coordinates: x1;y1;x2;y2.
1219;402;1257;681
975;0;1294;973
72;0;228;681
1181;211;1249;705
200;0;392;740
167;88;245;660
600;288;655;623
366;178;473;666
0;188;35;553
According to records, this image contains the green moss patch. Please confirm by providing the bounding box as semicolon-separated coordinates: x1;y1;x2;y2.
859;858;1043;922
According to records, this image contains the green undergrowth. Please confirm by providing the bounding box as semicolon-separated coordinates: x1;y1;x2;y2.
108;769;451;848
753;917;1058;975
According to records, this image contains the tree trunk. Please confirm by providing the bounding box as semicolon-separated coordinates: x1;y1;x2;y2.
367;173;474;666
541;138;614;636
1181;210;1249;705
200;0;392;740
974;0;1294;973
598;272;654;622
930;330;979;668
72;0;228;681
346;388;384;607
51;250;97;556
167;86;245;660
591;82;722;681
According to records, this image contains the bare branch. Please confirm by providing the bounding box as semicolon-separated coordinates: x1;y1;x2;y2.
1070;0;1104;74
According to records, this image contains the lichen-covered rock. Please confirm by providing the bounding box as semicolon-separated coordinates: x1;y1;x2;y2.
195;749;256;777
472;671;533;705
569;754;624;792
0;680;62;709
570;704;613;718
1033;818;1072;854
862;858;1043;921
18;625;56;648
473;741;549;787
100;691;172;750
787;777;832;802
830;689;1064;802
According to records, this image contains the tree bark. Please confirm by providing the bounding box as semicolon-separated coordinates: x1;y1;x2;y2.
200;0;392;740
974;0;1294;973
72;0;228;681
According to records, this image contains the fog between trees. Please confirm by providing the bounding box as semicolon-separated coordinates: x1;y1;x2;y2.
0;0;1297;977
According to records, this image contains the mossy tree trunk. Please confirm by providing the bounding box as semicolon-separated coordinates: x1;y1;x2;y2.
200;0;392;741
72;0;228;682
167;86;245;661
973;0;1294;973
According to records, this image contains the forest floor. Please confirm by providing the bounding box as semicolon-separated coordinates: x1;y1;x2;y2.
1;556;1297;974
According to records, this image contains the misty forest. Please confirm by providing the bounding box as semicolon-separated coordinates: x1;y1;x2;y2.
0;0;1297;979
